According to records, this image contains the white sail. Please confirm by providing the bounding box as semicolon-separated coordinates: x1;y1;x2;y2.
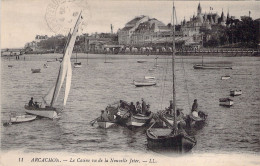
50;11;83;107
42;86;55;106
64;59;72;105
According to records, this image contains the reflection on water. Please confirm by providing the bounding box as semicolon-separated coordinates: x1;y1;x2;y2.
1;54;260;154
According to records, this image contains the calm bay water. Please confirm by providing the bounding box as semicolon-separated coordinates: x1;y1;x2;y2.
1;54;260;154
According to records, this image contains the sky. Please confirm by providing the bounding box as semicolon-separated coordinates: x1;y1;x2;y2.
1;0;259;48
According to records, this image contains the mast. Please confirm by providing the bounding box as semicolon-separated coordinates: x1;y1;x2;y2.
172;1;177;131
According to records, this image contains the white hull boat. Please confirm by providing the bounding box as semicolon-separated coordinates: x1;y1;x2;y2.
219;98;234;106
126;114;152;127
133;80;156;87
97;121;116;128
221;76;230;80
25;109;59;119
74;64;82;68
10;114;37;123
230;90;242;96
145;76;155;80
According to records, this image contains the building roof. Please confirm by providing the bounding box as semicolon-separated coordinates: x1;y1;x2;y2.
125;15;147;27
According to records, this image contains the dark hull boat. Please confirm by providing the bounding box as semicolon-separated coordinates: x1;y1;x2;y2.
193;64;232;69
146;124;196;152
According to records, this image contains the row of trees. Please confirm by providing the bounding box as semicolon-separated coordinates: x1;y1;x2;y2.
203;17;259;48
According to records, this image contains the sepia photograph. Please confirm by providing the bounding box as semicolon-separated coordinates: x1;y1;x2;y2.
1;0;260;165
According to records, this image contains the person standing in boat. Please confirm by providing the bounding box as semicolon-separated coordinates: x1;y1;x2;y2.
141;98;147;115
28;97;34;107
167;100;174;114
136;101;142;114
191;99;198;112
129;102;137;115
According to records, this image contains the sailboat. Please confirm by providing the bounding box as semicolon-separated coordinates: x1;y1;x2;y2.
193;55;232;69
74;47;82;68
146;3;196;152
25;12;83;119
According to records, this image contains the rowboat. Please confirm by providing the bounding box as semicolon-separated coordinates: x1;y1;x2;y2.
8;65;13;68
230;90;242;96
219;98;234;106
186;111;207;128
221;75;231;80
31;69;41;73
137;60;147;63
194;64;232;69
133;80;156;87
3;113;37;126
144;76;155;80
74;62;82;68
97;119;117;129
126;113;152;127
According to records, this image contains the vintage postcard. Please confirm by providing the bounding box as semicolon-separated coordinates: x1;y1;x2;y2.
1;0;260;165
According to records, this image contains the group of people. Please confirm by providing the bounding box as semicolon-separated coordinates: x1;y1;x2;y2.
28;97;40;108
129;98;151;116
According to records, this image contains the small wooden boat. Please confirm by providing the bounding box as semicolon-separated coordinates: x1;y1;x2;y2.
193;64;232;69
126;113;152;127
221;75;231;80
230;90;242;96
3;113;37;126
186;111;207;128
137;60;147;63
74;62;82;68
96;118;117;129
146;121;196;152
31;69;41;73
8;65;13;68
219;98;234;106
145;76;155;80
133;80;156;87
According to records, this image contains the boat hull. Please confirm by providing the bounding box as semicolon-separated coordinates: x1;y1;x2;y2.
126;114;152;127
25;109;58;119
97;121;116;128
31;69;41;73
219;101;234;106
134;81;156;87
193;65;232;69
10;115;37;123
221;76;230;80
230;90;242;96
146;129;196;153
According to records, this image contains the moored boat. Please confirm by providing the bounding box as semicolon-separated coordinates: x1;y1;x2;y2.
144;76;155;80
193;64;232;69
74;62;82;68
31;68;41;73
221;75;231;80
133;80;156;87
230;90;242;96
219;98;234;106
137;60;147;63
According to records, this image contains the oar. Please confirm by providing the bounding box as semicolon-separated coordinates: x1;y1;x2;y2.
90;118;98;126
